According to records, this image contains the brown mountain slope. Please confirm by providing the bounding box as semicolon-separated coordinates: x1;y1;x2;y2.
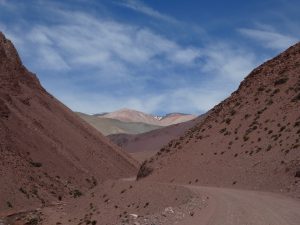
0;32;138;212
108;116;204;162
138;42;300;197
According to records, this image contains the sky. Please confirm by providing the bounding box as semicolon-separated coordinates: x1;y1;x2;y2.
0;0;299;115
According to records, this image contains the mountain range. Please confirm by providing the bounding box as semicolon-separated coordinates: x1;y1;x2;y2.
76;109;196;135
1;31;300;225
0;32;138;213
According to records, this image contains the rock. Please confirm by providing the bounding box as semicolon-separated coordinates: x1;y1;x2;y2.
129;214;138;219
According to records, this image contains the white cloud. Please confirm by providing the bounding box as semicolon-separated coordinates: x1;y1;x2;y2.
36;46;69;71
7;10;200;76
239;28;298;50
1;3;279;115
201;43;257;81
117;0;179;24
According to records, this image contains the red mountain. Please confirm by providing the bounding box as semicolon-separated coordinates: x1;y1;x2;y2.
138;42;300;197
0;32;138;212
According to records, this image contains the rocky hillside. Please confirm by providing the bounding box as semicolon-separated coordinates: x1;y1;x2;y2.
0;32;138;212
138;42;300;197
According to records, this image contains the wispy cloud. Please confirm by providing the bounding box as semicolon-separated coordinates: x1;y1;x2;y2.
3;7;259;114
239;27;298;51
117;0;179;24
2;1;294;115
8;10;201;77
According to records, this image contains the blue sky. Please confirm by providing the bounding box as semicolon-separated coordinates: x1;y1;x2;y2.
0;0;299;115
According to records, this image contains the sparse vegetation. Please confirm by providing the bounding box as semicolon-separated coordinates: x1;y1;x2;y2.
274;77;288;86
6;201;12;208
25;218;38;225
30;161;42;167
70;189;82;198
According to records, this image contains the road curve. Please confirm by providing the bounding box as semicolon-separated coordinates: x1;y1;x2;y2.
180;185;300;225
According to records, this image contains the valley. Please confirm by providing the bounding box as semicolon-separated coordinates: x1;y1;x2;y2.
0;11;300;225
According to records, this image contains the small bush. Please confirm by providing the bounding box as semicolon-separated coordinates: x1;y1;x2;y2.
25;218;38;225
292;93;300;102
30;161;42;167
70;189;82;198
6;201;12;208
266;145;272;152
225;118;231;124
220;128;226;133
243;136;249;141
274;77;288;86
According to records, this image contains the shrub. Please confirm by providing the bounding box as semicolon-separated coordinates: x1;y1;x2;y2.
6;201;12;208
225;118;231;124
244;114;251;119
70;189;82;198
243;136;249;141
25;218;38;225
220;128;226;133
292;93;300;102
30;161;42;167
274;77;288;86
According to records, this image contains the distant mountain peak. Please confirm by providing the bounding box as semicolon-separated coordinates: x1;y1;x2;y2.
95;108;197;126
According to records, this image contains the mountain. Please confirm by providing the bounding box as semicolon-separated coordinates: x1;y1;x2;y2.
98;108;197;126
159;113;198;126
108;116;204;162
137;42;300;197
0;32;138;212
76;112;162;135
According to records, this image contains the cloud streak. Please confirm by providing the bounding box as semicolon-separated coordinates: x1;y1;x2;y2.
117;0;179;24
239;27;298;51
1;0;296;115
2;8;259;114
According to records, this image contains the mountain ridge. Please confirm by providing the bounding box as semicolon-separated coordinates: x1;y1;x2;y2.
0;32;138;212
98;108;197;126
137;41;300;197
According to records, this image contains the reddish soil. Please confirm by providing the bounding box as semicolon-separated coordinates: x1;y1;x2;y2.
138;42;300;198
0;32;138;214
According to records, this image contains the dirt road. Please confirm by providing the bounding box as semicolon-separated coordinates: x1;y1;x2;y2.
180;185;300;225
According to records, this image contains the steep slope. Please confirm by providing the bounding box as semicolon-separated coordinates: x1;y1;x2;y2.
108;116;203;162
76;112;162;135
0;32;138;212
99;108;197;126
138;42;300;197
